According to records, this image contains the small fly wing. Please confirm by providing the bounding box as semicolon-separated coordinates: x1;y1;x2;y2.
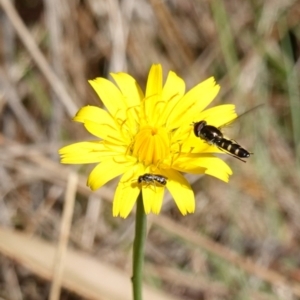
219;104;264;140
220;104;264;129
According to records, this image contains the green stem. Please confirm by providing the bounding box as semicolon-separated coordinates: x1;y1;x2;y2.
132;192;147;300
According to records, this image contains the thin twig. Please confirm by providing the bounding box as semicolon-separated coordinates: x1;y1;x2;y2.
49;172;78;300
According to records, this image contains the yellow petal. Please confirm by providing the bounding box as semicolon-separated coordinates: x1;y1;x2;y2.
113;166;143;218
59;141;116;164
110;72;144;107
114;184;140;218
142;184;165;214
192;104;237;127
173;155;232;183
73;106;115;127
204;168;231;182
167;77;220;128
88;78;127;120
158;71;185;126
163;170;195;215
110;72;143;130
162;71;185;101
87;158;135;190
145;64;163;98
83;120;127;144
59;141;104;155
143;64;163;125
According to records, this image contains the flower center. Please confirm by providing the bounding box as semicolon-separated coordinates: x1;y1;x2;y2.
132;126;170;166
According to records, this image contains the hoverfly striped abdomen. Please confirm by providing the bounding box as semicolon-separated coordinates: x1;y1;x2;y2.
217;138;250;158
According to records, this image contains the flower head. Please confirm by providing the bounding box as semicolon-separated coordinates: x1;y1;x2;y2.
59;64;237;218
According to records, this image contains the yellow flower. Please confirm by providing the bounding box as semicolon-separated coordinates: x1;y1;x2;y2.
59;64;237;218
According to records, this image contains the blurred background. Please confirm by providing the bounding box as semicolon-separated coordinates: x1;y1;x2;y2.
0;0;300;299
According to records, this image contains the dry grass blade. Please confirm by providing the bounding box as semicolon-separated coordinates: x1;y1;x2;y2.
49;172;78;300
0;0;78;117
153;215;300;297
0;227;180;300
0;67;43;142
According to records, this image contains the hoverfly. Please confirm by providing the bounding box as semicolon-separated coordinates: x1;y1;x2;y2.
138;173;168;186
193;120;250;162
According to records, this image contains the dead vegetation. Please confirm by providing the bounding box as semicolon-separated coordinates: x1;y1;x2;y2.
0;0;300;299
